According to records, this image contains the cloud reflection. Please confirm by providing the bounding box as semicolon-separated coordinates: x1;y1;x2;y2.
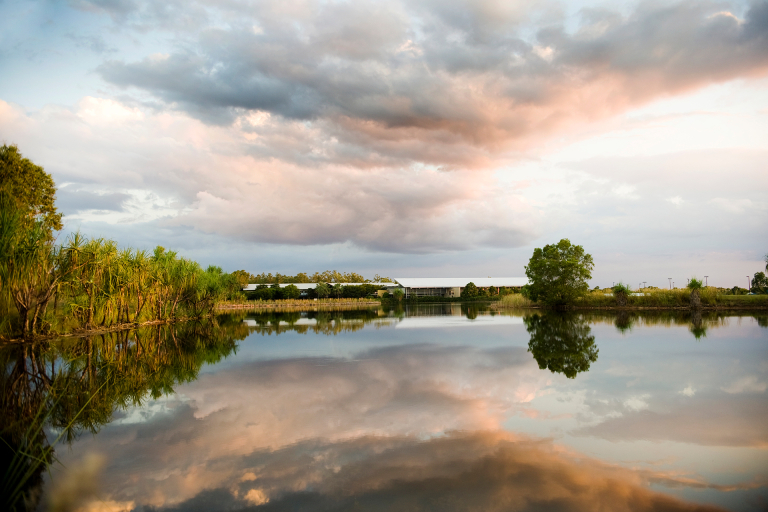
122;432;728;512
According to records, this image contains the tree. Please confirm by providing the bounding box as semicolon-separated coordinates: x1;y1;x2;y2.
525;313;599;378
283;284;300;299
315;282;330;298
231;270;252;288
0;145;62;237
687;277;704;307
752;272;768;294
524;239;594;306
612;282;631;307
461;282;479;298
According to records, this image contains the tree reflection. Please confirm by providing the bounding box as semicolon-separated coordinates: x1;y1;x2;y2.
0;317;246;511
689;309;707;340
614;311;635;334
524;313;599;379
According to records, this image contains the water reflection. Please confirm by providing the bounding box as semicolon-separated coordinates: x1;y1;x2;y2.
0;317;246;511
2;307;766;511
524;312;599;378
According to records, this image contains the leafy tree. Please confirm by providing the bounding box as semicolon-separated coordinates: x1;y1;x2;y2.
612;282;631;307
283;284;300;299
488;285;498;296
315;282;330;298
525;313;599;378
461;282;479;298
0;145;62;237
752;272;768;294
392;288;404;301
231;270;253;288
524;239;594;306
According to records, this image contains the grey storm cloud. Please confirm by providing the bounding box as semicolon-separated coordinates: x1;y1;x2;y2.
97;0;768;156
56;187;130;214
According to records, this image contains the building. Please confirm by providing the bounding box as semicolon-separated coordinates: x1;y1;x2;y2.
389;277;528;298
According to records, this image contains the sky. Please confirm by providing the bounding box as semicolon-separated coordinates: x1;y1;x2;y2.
1;0;767;287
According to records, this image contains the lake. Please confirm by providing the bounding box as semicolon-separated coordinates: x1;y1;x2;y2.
3;305;767;511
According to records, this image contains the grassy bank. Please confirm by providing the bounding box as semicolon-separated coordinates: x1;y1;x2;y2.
381;296;503;304
491;288;768;310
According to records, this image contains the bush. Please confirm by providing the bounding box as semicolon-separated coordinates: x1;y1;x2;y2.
461;282;479;298
687;278;703;290
611;283;632;295
498;294;533;308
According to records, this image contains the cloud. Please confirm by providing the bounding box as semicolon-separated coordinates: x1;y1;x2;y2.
575;394;768;447
85;432;729;512
96;0;768;165
56;187;130;213
0;98;538;253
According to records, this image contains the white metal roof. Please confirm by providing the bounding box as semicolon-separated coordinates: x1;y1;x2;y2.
393;277;528;288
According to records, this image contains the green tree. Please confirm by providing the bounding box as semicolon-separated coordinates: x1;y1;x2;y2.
752;272;768;294
525;313;599;378
315;282;330;298
0;145;62;237
461;282;479;298
283;284;300;299
524;239;594;306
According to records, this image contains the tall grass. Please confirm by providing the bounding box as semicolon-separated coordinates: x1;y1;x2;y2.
497;294;534;308
578;287;723;308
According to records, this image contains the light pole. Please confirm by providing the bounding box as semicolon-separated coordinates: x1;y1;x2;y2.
668;278;672;290
704;276;708;287
643;281;647;288
748;276;751;292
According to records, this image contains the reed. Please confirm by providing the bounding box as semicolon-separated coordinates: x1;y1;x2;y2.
497;294;534;308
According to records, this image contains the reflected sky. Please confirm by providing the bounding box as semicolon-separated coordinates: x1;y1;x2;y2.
42;308;768;512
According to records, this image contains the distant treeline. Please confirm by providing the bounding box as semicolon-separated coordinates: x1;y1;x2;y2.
233;270;393;285
246;283;385;301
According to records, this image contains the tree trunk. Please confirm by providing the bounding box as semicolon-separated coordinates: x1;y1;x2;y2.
690;289;701;309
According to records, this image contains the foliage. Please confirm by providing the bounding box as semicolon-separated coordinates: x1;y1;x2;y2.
578;287;719;308
611;283;632;294
752;272;768;294
524;239;594;307
392;288;404;301
0;145;62;237
0;213;243;338
246;270;391;284
315;282;330;298
461;282;479;298
687;278;703;290
497;294;533;308
282;284;301;299
524;313;599;378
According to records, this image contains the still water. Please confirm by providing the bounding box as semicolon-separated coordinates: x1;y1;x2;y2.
4;305;767;511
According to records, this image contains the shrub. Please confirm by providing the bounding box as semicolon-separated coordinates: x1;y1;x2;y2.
461;282;479;298
499;294;533;308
